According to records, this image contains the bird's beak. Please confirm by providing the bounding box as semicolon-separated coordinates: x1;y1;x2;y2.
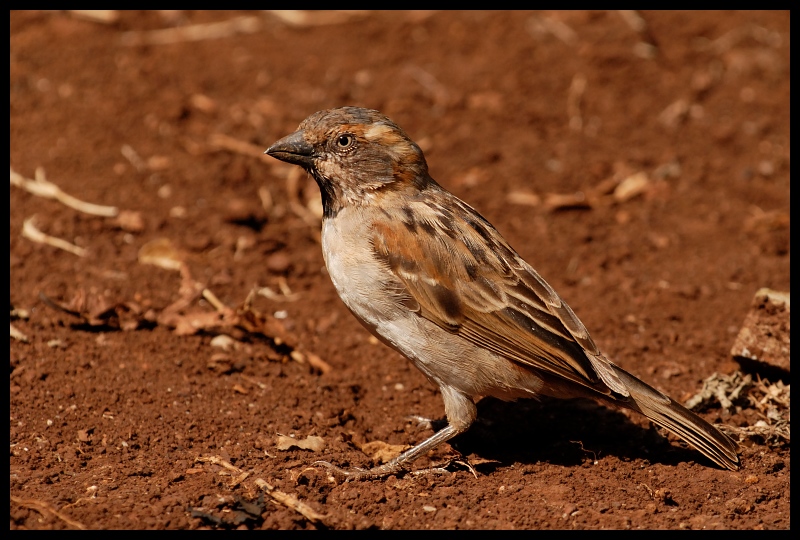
265;130;315;168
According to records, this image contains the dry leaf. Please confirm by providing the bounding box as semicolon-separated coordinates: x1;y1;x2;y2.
138;237;184;271
113;210;145;232
166;310;226;336
358;440;408;463
39;290;149;331
275;435;326;452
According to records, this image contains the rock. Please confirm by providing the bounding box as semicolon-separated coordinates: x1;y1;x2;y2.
730;288;790;374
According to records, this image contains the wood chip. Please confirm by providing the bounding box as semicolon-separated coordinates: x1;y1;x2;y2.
543;191;591;212
305;352;333;374
506;190;541;207
10;323;29;343
613;171;651;202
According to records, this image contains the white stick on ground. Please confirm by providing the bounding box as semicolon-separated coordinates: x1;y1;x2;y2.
11;167;118;217
22;215;88;257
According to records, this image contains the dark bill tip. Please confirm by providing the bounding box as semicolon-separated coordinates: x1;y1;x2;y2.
265;130;314;167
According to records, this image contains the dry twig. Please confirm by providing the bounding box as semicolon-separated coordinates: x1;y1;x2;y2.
195;456;249;487
22;215;87;257
208;133;272;164
266;10;368;27
120;144;147;172
120;15;261;46
527;15;578;46
567;73;587;131
67;10;119;24
10;495;86;530
255;478;328;525
256;276;301;303
617;10;646;33
11;167;118;217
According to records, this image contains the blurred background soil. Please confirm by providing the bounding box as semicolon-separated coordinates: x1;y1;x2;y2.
10;11;789;529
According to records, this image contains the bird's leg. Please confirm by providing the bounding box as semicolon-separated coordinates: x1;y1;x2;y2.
317;387;477;481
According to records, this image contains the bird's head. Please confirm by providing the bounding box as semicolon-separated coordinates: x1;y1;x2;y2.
266;107;432;217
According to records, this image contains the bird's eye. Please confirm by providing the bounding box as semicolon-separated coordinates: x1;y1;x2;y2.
336;133;355;150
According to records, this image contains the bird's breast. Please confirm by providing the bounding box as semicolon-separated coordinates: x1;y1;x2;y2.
321;210;404;330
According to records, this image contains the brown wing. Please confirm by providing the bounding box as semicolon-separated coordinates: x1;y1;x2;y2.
371;192;629;397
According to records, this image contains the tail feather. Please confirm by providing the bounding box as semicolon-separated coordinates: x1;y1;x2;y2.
610;365;740;471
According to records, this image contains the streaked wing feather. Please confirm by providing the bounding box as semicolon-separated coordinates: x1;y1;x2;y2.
371;194;627;396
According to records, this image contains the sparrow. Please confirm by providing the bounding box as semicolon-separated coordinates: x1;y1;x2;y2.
265;106;739;478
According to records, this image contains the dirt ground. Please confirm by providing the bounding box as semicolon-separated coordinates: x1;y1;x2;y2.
10;11;790;529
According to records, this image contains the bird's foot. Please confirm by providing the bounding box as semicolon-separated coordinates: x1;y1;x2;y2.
312;460;404;482
313;457;471;482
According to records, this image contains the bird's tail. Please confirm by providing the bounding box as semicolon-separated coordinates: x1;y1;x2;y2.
610;364;740;471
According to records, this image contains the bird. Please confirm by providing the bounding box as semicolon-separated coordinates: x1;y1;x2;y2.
265;106;739;479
